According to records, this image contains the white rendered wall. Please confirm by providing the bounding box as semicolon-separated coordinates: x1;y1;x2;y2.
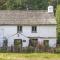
23;25;56;37
0;25;56;47
0;26;29;47
38;38;57;47
37;26;56;37
0;26;17;47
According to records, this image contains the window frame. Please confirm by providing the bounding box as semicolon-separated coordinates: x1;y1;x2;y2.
23;40;26;42
14;39;22;46
44;40;49;47
17;26;22;33
32;26;37;33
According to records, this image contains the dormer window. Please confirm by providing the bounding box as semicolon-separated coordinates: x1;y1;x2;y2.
17;26;22;33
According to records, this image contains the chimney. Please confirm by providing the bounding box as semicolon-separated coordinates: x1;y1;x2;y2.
48;5;53;13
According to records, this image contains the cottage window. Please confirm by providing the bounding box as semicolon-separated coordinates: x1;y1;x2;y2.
14;39;22;46
23;40;26;42
17;26;22;33
3;37;8;50
32;26;37;33
3;40;8;47
44;40;49;47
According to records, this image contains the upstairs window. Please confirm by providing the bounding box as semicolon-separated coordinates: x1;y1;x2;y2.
17;26;22;33
32;26;37;33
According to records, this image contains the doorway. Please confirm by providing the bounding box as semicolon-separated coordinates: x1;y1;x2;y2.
14;39;22;52
29;38;38;47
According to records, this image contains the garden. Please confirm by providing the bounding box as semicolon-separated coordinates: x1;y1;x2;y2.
0;53;60;60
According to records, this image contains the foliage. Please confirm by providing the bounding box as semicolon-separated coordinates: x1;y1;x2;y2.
0;0;7;9
0;0;48;10
57;0;60;4
0;0;59;10
0;0;22;9
22;46;34;53
56;5;60;44
23;0;48;10
55;47;60;53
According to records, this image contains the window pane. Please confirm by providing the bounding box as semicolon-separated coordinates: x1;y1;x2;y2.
20;26;22;32
17;26;19;33
32;26;37;33
3;40;8;47
14;39;22;46
17;26;22;33
44;40;49;47
23;40;26;42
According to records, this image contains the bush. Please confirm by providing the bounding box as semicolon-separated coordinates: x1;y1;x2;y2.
56;5;60;44
22;46;34;53
54;47;60;53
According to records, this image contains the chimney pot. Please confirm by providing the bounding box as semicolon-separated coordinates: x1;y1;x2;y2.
48;5;53;13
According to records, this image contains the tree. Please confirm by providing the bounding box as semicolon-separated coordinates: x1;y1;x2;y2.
57;0;60;4
0;0;49;10
23;0;48;10
0;0;7;9
0;0;7;5
6;0;27;10
56;5;60;44
0;0;26;10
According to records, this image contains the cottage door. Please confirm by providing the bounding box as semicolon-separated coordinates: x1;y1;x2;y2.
14;39;22;52
29;38;38;47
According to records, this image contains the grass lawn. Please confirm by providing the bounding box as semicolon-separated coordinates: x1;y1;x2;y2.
0;53;60;60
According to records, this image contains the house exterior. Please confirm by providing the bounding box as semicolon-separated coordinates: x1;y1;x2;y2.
0;8;57;48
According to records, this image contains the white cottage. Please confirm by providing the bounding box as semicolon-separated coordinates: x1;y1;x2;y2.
0;8;57;48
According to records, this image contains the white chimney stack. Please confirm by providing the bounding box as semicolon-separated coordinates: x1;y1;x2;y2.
48;5;53;13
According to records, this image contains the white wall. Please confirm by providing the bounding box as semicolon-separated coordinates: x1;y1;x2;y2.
0;26;17;47
38;38;57;47
37;26;56;37
0;26;29;47
23;25;56;37
0;25;56;47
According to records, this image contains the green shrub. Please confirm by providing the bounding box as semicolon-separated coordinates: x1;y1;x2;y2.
56;5;60;44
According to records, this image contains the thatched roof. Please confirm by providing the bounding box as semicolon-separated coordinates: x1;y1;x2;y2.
0;10;56;25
